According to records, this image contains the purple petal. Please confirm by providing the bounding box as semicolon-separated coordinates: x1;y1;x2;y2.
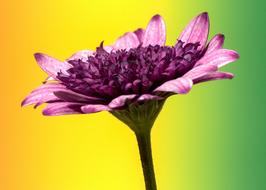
22;84;66;107
81;104;110;113
137;94;163;101
195;49;240;68
43;102;85;116
134;28;145;43
108;94;137;109
22;91;60;107
178;12;209;49
103;46;113;53
183;64;218;80
67;50;94;61
194;72;234;84
113;32;140;50
31;83;66;93
154;77;193;94
143;14;166;47
205;34;224;54
54;91;104;103
34;53;72;79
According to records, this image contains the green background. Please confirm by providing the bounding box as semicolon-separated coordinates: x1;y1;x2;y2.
155;0;265;189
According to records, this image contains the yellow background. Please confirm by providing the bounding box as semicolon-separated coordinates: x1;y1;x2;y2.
1;1;172;189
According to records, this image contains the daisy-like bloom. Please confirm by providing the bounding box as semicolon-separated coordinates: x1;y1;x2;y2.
22;12;239;190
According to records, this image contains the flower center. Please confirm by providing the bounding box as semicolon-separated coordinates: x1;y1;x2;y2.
57;41;202;99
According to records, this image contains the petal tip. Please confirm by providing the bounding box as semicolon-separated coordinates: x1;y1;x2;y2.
216;33;225;41
233;51;240;59
151;14;163;20
135;28;143;31
34;53;44;62
21;99;27;107
42;110;60;116
42;109;52;116
228;50;240;60
21;97;32;107
202;11;209;24
199;12;209;19
217;34;225;43
195;12;209;24
218;33;225;38
228;73;234;79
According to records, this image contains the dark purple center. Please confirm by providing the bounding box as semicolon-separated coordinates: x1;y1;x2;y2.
57;41;203;99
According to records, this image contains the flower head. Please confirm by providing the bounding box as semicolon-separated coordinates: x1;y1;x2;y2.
22;12;239;131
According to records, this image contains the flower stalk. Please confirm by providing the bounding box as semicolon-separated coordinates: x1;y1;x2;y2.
136;131;157;190
111;100;165;190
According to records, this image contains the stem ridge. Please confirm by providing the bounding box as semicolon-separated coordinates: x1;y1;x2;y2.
136;132;157;190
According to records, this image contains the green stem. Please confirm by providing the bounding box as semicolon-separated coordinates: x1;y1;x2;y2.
136;132;157;190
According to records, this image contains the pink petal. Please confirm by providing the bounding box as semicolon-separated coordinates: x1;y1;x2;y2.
43;102;85;116
205;34;224;54
134;28;145;43
34;53;72;79
22;91;60;107
178;12;209;49
154;77;193;94
195;49;240;68
113;32;140;50
22;83;102;107
183;64;218;80
53;91;104;103
67;50;94;61
22;84;66;107
31;83;66;93
193;72;234;84
137;94;163;101
143;14;166;47
81;104;110;113
103;46;113;53
108;94;137;109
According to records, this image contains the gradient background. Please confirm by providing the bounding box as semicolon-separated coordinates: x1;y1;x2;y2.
1;0;265;190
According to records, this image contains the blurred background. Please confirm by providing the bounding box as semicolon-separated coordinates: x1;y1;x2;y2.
0;0;265;190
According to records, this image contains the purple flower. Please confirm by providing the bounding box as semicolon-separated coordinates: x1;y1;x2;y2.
22;12;239;190
22;12;239;119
